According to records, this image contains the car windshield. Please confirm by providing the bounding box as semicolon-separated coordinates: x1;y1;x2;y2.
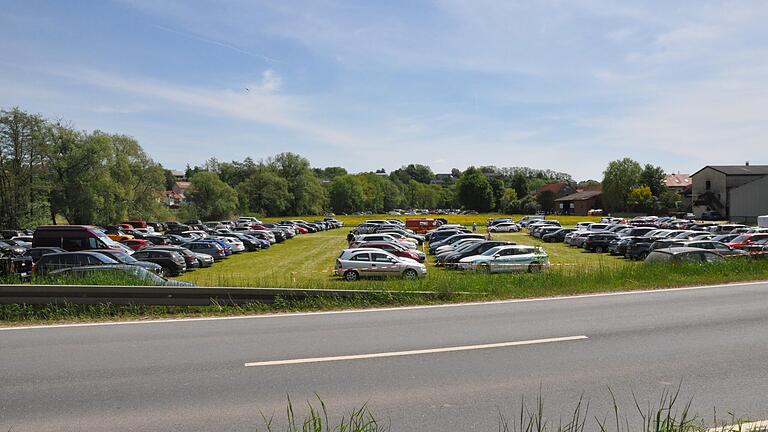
731;235;749;243
482;246;503;256
112;252;137;264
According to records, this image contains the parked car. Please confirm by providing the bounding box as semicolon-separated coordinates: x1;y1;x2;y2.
352;234;417;250
518;215;545;227
87;249;165;275
532;225;562;239
22;247;66;263
624;237;657;260
458;245;549;273
645;247;724;264
488;222;520;233
35;251;119;275
355;242;425;263
726;233;768;250
143;246;202;270
334;248;427;281
700;211;724;221
33;225;125;251
130;249;187;276
681;240;749;257
429;233;485;254
48;265;195;286
440;240;514;266
583;233;619;253
121;239;150;251
184;241;226;261
542;228;576;243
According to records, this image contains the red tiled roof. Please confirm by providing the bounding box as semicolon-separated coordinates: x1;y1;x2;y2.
666;174;691;188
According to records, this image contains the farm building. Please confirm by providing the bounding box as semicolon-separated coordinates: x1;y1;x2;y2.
691;164;768;223
555;191;603;216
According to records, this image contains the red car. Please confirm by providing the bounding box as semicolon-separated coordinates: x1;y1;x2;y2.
121;239;150;251
355;242;425;263
726;233;768;250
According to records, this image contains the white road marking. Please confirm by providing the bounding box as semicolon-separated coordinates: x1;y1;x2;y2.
243;335;589;367
708;420;768;432
1;279;767;331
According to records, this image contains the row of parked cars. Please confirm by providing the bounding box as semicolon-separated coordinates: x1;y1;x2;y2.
334;219;551;280
518;215;768;264
0;216;344;284
336;219;428;281
437;220;549;272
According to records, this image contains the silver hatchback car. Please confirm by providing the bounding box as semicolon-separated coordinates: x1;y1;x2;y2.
334;248;427;281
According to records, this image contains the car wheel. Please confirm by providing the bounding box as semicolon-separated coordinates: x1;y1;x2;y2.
157;268;165;277
343;270;359;282
402;268;418;279
595;246;604;253
639;251;649;260
528;263;542;273
479;264;491;274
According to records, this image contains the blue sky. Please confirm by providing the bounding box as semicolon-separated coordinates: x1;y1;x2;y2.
2;1;767;180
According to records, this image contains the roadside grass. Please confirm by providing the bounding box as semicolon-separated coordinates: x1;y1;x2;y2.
255;385;756;432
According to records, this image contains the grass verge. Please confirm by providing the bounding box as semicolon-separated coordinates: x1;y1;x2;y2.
255;385;759;432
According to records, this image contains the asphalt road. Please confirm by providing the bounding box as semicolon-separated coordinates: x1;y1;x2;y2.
3;281;768;431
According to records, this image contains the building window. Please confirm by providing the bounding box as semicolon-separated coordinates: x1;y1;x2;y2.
705;180;711;191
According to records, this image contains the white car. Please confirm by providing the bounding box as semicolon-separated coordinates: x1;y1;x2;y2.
335;248;427;281
352;234;417;250
458;245;550;273
216;237;245;253
488;222;521;233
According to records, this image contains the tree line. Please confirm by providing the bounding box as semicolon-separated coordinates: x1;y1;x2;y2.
1;106;684;228
0;107;168;228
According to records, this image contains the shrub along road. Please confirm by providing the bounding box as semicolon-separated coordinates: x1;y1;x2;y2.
2;281;768;431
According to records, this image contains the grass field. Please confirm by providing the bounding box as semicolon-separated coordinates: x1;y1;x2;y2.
173;219;768;300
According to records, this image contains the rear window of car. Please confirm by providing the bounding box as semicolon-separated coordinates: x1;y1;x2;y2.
731;235;748;243
351;253;371;261
645;251;671;263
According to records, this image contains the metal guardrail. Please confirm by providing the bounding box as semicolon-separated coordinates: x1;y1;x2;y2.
0;285;456;306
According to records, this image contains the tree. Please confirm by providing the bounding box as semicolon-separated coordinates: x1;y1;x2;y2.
456;167;494;212
267;152;326;215
329;175;365;213
520;195;539;214
0;107;49;228
640;164;666;197
537;190;557;214
47;126;114;225
500;188;519;214
488;177;505;211
602;158;642;212
390;164;434;184
186;171;238;220
577;179;601;190
511;172;528;199
628;185;654;212
237;168;292;216
313;166;348;181
99;132;167;223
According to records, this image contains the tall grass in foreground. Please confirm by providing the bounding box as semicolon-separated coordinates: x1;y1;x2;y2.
257;396;386;432
260;386;758;432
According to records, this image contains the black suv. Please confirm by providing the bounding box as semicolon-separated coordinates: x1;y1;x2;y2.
130;249;187;276
583;233;619;253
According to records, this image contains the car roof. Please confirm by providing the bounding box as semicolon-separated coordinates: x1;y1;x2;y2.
653;247;711;254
